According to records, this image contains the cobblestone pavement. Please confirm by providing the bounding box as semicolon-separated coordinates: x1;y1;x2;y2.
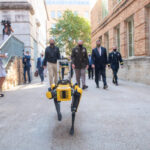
0;77;150;150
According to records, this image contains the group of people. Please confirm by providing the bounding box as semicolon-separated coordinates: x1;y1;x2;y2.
22;51;46;84
0;37;123;98
43;38;123;90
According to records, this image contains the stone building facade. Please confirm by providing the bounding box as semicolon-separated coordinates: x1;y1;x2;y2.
91;0;150;85
0;0;49;74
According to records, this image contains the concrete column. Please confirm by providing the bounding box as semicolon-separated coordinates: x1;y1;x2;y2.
120;21;127;58
134;8;147;56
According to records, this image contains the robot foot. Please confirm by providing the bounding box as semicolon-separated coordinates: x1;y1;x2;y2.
69;127;74;135
58;113;62;121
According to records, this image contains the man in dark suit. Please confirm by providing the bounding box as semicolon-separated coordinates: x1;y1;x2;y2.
92;40;108;89
37;52;44;83
23;51;31;84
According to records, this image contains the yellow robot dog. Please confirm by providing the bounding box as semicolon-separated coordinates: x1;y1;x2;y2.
46;59;82;135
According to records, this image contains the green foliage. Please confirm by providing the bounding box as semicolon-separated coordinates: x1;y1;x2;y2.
50;10;91;55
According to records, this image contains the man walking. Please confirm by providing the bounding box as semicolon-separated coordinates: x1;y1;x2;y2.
92;40;108;89
44;39;61;121
71;40;89;89
43;38;60;86
88;53;94;79
108;46;123;85
23;51;31;84
37;52;45;83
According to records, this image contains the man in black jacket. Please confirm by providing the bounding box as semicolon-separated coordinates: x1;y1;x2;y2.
43;38;60;86
71;40;89;89
108;46;123;85
92;40;108;89
22;51;31;84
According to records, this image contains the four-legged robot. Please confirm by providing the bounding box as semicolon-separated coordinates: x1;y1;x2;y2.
46;59;82;135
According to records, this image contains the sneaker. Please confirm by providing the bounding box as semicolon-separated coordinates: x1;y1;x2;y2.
82;85;88;90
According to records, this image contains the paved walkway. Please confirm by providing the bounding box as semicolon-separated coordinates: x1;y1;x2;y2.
0;77;150;150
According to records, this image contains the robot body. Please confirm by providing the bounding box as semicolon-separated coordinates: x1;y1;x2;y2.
46;60;82;135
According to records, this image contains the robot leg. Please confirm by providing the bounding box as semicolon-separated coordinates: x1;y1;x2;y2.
70;90;82;135
54;98;62;121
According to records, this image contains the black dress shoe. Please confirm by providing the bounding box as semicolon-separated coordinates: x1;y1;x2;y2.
0;94;4;97
96;84;99;88
103;85;108;89
112;79;115;84
82;85;88;90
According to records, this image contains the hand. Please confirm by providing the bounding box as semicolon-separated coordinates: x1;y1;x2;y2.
44;66;47;69
121;65;123;69
92;64;95;68
72;64;75;69
86;65;89;70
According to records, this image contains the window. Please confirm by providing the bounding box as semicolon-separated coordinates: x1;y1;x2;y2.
104;32;109;53
51;11;55;19
46;0;90;5
114;25;120;52
127;18;134;57
85;11;89;19
102;0;108;19
57;11;62;18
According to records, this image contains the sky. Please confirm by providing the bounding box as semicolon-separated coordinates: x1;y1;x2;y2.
46;0;97;9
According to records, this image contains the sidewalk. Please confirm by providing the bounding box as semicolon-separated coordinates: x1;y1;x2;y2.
0;77;150;150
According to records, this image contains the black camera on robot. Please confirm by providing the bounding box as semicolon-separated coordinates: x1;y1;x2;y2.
1;20;11;27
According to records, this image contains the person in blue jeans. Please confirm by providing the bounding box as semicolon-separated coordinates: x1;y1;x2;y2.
37;52;44;83
23;51;31;84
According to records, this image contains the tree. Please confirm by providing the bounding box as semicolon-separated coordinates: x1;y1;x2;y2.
50;10;91;55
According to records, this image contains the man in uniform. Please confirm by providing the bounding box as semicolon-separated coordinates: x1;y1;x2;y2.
108;46;123;85
71;40;89;89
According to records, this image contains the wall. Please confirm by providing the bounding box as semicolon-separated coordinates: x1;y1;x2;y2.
91;0;150;84
0;0;48;77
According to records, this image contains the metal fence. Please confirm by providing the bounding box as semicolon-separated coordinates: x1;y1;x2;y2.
0;35;24;68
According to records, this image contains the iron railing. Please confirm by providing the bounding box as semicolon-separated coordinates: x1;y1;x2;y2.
0;35;24;68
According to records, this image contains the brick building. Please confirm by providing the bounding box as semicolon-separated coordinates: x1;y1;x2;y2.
91;0;150;84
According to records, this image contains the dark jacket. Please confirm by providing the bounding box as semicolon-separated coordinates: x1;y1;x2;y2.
22;55;31;68
92;46;108;69
108;51;123;69
43;46;60;66
71;46;89;69
37;57;44;70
